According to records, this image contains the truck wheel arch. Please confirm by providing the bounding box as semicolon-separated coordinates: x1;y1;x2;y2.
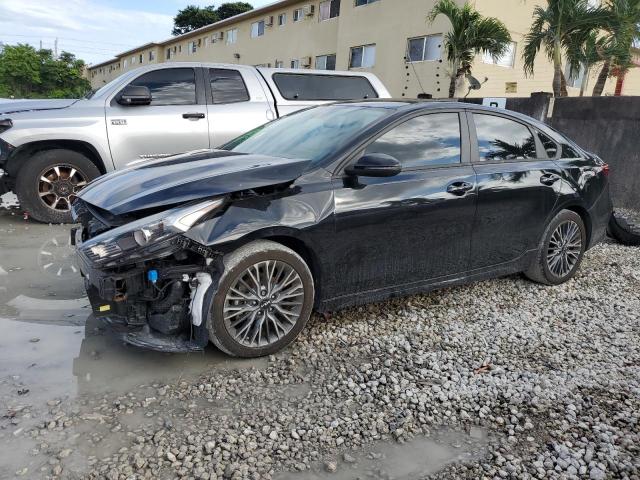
5;140;107;179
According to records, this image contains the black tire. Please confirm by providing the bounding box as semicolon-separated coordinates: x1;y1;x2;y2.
208;240;314;358
607;210;640;246
15;149;101;223
525;209;587;285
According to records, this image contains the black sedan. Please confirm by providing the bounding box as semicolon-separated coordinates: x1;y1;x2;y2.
72;101;612;357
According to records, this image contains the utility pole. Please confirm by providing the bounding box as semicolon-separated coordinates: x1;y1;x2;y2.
39;39;42;50
54;37;58;58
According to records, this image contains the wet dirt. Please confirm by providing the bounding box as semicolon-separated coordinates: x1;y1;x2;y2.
0;212;268;477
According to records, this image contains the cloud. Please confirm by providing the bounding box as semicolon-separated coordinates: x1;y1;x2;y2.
0;0;174;63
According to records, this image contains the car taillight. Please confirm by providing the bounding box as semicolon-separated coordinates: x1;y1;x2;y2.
602;164;610;176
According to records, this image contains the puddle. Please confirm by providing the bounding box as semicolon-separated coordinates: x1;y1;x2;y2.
275;429;488;479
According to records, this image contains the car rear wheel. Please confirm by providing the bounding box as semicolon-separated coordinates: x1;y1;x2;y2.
525;209;587;285
15;149;101;223
208;240;314;357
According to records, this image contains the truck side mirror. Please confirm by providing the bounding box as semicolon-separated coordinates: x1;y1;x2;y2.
117;85;152;106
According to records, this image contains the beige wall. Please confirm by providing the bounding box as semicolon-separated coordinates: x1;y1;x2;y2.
88;0;640;99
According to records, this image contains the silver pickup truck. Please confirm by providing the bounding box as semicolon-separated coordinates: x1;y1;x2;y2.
0;63;390;222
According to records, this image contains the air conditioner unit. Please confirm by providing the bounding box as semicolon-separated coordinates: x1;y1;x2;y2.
303;4;315;16
265;15;274;26
302;56;312;67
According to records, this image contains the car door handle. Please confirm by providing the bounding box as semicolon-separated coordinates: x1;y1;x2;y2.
447;181;474;196
540;173;561;185
182;112;206;119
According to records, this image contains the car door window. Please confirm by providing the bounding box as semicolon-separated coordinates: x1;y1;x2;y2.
209;69;250;104
365;113;461;169
473;114;537;162
128;68;196;106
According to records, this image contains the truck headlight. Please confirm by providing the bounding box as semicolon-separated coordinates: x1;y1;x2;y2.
81;198;224;265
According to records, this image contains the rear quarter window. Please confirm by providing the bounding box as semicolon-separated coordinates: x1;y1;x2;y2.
272;73;378;101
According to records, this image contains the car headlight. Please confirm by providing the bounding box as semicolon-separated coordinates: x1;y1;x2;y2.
81;198;224;265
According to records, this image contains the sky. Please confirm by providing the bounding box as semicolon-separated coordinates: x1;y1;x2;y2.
0;0;275;65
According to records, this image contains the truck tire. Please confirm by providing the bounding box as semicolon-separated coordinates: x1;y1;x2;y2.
607;210;640;247
15;149;101;223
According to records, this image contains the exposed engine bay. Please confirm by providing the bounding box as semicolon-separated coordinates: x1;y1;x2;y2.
72;198;225;352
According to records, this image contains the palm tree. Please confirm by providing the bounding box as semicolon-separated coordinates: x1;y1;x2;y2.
566;31;606;95
523;0;609;97
592;0;640;96
428;0;511;98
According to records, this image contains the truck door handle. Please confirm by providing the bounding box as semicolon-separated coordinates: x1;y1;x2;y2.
540;173;560;185
447;181;474;196
182;112;206;119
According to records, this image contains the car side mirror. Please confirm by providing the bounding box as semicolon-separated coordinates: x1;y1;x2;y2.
345;153;402;178
117;85;152;106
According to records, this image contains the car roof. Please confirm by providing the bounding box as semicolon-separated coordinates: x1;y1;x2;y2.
330;99;547;129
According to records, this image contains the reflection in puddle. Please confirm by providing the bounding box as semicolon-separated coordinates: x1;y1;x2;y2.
0;315;268;404
276;430;488;480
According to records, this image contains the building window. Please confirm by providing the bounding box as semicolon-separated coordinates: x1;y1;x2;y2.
355;0;379;5
278;13;286;26
564;63;586;88
275;60;284;68
166;48;171;60
188;41;197;54
123;59;128;68
251;20;265;38
178;45;182;53
315;54;336;70
291;59;300;69
483;42;516;68
319;0;340;20
149;51;155;62
293;8;304;21
350;44;376;68
407;35;442;62
139;54;143;63
226;28;238;44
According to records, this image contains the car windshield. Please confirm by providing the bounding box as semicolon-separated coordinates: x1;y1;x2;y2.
222;105;391;164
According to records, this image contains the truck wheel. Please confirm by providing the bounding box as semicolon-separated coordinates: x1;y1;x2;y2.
15;149;101;223
208;240;314;358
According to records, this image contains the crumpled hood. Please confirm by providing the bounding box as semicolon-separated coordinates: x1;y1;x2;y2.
78;150;311;215
0;98;78;115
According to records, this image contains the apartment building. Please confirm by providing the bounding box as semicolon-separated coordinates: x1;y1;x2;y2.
87;0;640;98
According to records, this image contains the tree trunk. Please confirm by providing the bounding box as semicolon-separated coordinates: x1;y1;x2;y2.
592;60;610;96
579;64;589;97
552;42;563;97
448;75;457;98
560;71;568;97
614;71;626;96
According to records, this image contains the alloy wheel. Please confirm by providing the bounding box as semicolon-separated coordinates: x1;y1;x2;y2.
546;220;582;278
223;260;305;348
37;164;88;212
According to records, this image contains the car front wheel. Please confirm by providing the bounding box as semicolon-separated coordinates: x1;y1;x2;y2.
525;209;587;285
208;240;314;357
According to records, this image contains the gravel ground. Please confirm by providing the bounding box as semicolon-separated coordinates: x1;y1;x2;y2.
1;216;639;478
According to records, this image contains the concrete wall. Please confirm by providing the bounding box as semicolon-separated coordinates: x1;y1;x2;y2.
483;95;640;209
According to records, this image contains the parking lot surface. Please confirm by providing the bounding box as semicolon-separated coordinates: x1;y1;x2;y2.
0;210;638;479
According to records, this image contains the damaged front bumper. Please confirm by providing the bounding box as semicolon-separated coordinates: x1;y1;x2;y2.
74;227;222;353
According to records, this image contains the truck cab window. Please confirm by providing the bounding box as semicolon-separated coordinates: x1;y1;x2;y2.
128;68;196;106
209;69;250;104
